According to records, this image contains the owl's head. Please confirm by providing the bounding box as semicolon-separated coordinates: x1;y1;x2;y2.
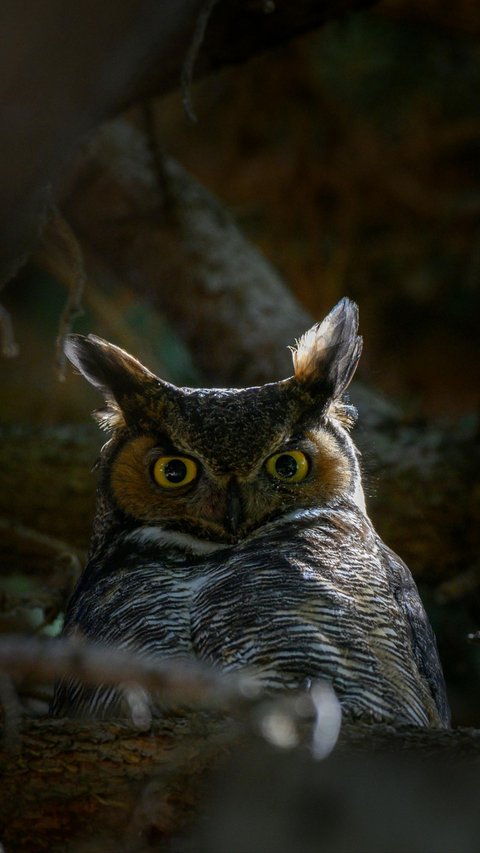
66;298;364;550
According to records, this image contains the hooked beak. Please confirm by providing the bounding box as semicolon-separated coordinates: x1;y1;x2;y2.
224;477;244;536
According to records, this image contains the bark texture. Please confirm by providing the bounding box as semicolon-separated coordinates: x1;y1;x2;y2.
0;713;235;852
0;714;479;852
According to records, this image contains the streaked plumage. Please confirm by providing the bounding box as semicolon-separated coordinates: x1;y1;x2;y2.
51;299;450;727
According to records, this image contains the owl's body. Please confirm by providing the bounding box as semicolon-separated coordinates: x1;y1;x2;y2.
51;299;450;727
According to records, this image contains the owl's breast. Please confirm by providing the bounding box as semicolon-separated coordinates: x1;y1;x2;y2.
190;507;439;726
53;506;444;726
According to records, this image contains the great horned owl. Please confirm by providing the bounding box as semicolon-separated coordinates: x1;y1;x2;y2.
51;299;450;727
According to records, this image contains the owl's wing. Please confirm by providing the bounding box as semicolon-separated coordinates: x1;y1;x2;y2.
377;537;450;727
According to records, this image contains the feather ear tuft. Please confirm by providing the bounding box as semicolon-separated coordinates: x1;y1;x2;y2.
64;334;158;429
64;334;157;397
291;298;362;400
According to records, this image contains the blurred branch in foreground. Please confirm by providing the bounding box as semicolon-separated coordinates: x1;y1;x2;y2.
0;633;258;720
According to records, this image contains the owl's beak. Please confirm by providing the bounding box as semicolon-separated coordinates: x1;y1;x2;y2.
224;477;244;536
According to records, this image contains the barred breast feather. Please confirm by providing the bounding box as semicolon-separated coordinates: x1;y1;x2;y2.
51;502;449;727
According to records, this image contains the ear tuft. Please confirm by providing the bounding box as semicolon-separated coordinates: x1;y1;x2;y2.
64;334;156;395
291;298;362;399
64;334;158;428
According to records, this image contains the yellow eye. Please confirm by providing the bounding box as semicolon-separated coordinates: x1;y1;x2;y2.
265;450;309;483
152;456;198;489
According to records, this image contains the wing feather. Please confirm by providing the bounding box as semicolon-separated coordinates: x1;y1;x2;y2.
378;538;450;727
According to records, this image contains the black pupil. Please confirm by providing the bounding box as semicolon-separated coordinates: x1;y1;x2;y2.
275;454;298;479
164;459;188;483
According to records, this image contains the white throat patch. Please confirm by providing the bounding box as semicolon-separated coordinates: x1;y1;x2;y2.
124;526;227;555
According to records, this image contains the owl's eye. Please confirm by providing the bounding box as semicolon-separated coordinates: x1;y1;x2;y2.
265;450;309;483
152;456;198;489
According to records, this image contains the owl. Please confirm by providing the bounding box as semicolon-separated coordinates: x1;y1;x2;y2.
51;298;450;727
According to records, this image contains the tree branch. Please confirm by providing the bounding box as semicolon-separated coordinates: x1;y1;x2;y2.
1;711;478;852
0;634;257;715
0;0;373;288
65;118;312;386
